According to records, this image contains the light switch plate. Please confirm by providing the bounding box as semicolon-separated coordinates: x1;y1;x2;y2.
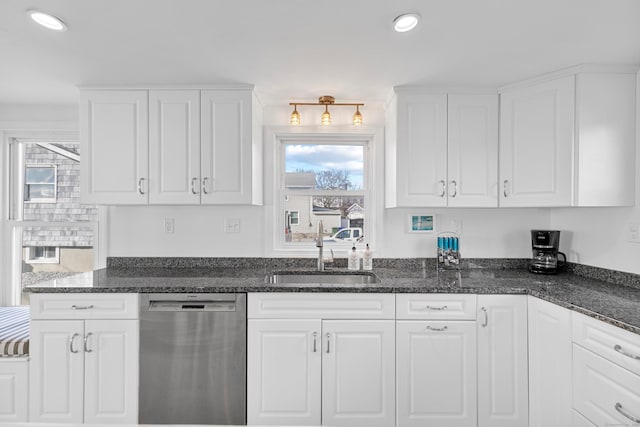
224;218;240;233
627;222;640;243
163;218;175;234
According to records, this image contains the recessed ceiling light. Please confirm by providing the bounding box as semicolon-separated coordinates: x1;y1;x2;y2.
393;13;420;33
27;9;67;32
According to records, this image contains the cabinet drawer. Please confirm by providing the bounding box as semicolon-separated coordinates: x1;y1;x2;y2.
30;293;139;320
396;294;476;320
573;344;640;426
572;311;640;376
247;293;395;319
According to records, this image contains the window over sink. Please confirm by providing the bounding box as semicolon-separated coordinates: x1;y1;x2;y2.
275;134;372;252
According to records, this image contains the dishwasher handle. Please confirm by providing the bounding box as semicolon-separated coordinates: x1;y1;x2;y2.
144;293;239;312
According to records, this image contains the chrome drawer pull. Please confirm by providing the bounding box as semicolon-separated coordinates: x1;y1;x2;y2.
138;177;146;195
427;325;448;332
84;332;93;353
615;403;640;423
69;333;80;353
71;304;94;310
614;344;640;360
481;307;488;327
202;177;210;194
426;305;448;311
450;180;457;197
326;333;331;354
312;332;318;353
191;177;199;194
438;180;446;197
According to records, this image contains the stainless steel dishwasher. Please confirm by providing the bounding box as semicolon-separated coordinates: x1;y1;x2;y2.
139;293;246;425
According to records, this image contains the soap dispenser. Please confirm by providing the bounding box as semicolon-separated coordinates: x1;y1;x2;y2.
348;246;360;270
362;244;373;270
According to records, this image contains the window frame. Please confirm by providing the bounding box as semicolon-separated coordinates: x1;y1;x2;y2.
289;210;300;225
271;131;377;253
24;163;57;203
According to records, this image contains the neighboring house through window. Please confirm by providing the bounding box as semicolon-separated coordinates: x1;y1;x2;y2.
289;210;300;225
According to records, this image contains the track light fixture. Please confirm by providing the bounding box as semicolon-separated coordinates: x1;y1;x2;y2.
289;96;364;126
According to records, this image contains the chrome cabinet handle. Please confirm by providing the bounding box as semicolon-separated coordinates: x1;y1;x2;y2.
450;180;457;197
439;180;446;197
191;177;199;195
426;305;448;311
503;180;509;198
481;307;488;327
202;177;210;194
71;304;94;310
312;332;318;353
615;402;640;423
69;333;80;354
427;325;448;332
84;332;93;353
326;333;331;354
614;344;640;360
138;178;146;195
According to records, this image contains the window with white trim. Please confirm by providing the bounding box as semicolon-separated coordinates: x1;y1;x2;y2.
278;137;369;249
24;164;57;203
25;246;60;264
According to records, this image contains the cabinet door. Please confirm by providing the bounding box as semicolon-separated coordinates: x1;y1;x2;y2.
149;90;201;204
396;321;477;427
322;320;395;427
247;319;321;425
447;94;498;207
29;320;84;423
83;319;139;424
80;90;149;204
394;93;448;207
499;76;574;207
201;90;254;204
528;296;572;427
477;295;528;427
0;359;28;422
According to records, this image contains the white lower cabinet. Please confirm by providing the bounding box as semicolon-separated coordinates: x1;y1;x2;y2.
29;294;139;424
396;321;477;427
0;358;29;422
247;293;395;427
527;296;572;427
477;295;528;427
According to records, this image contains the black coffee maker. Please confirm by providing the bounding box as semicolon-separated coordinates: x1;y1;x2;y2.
529;230;566;274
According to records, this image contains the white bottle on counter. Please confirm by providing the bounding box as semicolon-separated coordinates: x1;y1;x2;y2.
362;244;373;270
348;246;360;270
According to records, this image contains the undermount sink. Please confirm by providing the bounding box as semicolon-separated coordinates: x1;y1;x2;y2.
265;271;381;286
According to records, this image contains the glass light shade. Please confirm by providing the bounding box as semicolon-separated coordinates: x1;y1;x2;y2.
393;13;420;33
290;107;301;125
353;108;363;126
321;108;331;125
27;10;67;31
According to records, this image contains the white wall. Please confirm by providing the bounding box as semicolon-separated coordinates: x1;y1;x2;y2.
549;71;640;274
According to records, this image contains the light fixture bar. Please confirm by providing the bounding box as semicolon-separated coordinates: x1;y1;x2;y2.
289;96;364;126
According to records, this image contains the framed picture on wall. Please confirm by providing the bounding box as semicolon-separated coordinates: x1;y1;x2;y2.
408;214;435;233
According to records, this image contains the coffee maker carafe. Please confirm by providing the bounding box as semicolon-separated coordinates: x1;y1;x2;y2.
529;230;566;274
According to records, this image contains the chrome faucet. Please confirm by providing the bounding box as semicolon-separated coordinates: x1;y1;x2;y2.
316;220;324;271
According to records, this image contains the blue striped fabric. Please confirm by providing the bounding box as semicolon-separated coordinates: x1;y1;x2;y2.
0;306;30;356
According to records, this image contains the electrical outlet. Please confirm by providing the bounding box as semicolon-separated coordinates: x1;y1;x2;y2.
627;222;640;243
224;218;240;233
163;218;174;234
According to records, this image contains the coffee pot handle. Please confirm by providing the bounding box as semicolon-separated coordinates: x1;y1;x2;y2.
557;252;567;268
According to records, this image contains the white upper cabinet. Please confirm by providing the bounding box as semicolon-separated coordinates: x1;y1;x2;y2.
447;94;499;207
385;90;498;207
148;90;201;204
80;86;262;205
499;67;637;207
201;90;258;205
80;90;149;204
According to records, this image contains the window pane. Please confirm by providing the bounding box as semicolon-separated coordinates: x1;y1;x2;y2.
25;166;55;183
21;226;94;304
284;195;365;243
25;184;55;200
285;144;364;190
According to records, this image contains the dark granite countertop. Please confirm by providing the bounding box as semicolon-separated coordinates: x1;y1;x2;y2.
24;258;640;336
